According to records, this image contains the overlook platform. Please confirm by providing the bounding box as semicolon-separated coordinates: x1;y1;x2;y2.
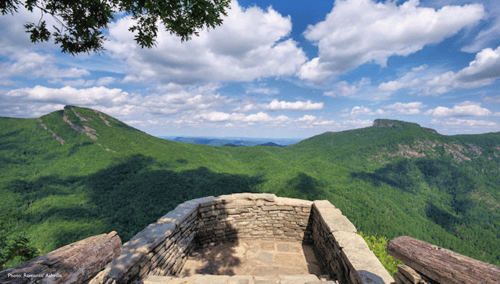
180;240;324;277
0;193;393;284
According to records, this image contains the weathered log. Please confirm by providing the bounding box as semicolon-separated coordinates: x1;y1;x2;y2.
0;231;121;284
387;236;500;284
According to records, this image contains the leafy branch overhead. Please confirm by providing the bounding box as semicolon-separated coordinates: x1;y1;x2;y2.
0;0;231;55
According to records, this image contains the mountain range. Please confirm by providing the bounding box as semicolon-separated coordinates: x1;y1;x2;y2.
1;105;499;269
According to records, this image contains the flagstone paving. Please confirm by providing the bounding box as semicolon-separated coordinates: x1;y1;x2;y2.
179;240;326;278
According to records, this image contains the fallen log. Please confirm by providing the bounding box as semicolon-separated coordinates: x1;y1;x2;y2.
387;236;500;284
0;231;121;284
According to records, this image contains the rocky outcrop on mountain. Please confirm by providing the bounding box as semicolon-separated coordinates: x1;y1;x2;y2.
373;119;402;128
94;109;112;127
63;106;98;140
37;118;65;145
372;119;438;134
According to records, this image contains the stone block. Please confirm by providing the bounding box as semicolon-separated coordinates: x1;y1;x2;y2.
124;222;176;253
216;194;236;203
143;275;174;284
276;197;313;206
321;214;357;233
190;196;216;205
332;231;370;250
157;204;198;225
313;200;336;209
104;250;146;282
343;249;394;284
279;274;320;284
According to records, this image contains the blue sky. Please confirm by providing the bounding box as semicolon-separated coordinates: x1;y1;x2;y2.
1;0;499;139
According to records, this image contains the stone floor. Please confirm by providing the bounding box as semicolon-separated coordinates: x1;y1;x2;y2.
179;240;326;279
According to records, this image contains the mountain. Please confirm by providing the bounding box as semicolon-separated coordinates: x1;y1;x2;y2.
1;106;499;269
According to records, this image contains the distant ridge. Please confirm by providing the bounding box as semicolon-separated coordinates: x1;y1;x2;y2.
258;142;285;147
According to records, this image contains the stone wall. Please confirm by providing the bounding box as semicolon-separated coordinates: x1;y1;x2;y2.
310;200;394;284
195;193;313;245
89;193;394;284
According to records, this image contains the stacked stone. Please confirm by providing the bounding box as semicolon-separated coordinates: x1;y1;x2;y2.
90;193;394;284
195;193;313;246
89;197;213;284
310;200;394;284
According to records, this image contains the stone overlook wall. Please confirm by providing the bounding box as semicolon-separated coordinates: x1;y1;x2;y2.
89;193;393;284
195;194;313;245
311;201;393;284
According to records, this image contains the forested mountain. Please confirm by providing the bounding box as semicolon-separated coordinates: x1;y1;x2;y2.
1;106;499;269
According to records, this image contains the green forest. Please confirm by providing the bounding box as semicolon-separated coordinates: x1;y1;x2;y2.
1;106;499;271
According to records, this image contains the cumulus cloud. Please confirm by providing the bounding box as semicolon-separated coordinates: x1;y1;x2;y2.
193;110;341;129
426;46;500;94
485;95;500;104
431;118;498;128
245;87;279;95
0;83;231;120
425;101;493;117
298;0;485;82
383;102;427;115
0;50;90;85
265;99;323;111
379;78;422;92
233;103;258;113
323;78;370;97
461;0;500;53
341;106;386;118
49;76;116;87
430;118;498;133
106;0;307;85
0;5;59;52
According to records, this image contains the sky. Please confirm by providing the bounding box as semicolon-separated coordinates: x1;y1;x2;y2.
1;0;499;139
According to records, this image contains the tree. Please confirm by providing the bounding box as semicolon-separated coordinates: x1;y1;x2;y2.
1;0;231;55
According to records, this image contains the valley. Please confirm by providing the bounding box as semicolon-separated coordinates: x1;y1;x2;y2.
1;106;499;270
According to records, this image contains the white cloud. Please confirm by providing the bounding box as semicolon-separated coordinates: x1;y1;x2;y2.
0;50;90;84
425;101;492;117
265;99;323;111
379;78;421;92
426;46;500;94
430;118;497;132
0;6;59;52
96;77;117;86
461;0;500;53
106;0;307;85
194;110;340;129
324;78;370;97
384;102;427;115
0;83;231;120
233;103;258;112
431;118;498;128
245;87;279;95
343;106;386;118
298;0;485;82
340;119;373;129
485;95;500;104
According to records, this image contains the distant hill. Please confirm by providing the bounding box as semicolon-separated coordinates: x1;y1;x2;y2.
258;142;285;147
159;136;301;146
1;106;499;270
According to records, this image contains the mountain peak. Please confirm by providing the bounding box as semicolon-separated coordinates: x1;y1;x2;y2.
373;119;438;134
373;119;407;128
